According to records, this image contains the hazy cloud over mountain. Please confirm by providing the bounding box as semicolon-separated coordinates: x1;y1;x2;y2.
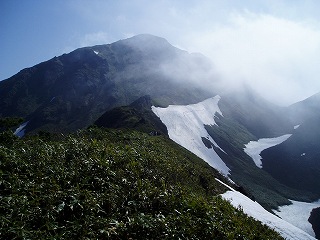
1;0;320;105
183;11;320;105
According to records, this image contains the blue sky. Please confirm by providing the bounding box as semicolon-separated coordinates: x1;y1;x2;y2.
1;0;320;105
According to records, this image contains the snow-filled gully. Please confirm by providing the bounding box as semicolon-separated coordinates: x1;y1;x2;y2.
221;189;316;240
152;95;230;176
152;96;317;239
14;121;29;138
243;134;292;168
214;179;316;239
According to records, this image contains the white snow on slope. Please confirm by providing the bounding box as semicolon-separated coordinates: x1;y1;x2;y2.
274;199;320;237
14;121;29;138
93;50;99;55
152;96;230;176
221;190;316;240
215;178;235;191
244;134;292;168
294;124;300;129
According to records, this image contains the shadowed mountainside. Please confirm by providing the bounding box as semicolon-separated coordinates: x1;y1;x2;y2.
0;34;214;134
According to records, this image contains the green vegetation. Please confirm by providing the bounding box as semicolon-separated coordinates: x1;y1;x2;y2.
0;117;24;131
0;117;23;147
205;115;318;211
0;128;283;239
95;95;168;135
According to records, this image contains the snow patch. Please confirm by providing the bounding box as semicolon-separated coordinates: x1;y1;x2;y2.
301;153;306;156
221;190;316;240
93;50;99;55
244;134;292;168
215;178;235;191
152;96;230;176
274;199;320;237
14;121;29;138
294;124;300;129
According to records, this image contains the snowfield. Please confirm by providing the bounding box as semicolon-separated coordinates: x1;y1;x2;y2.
243;134;292;168
14;121;29;138
152;96;230;176
221;190;316;240
152;96;317;239
275;199;320;237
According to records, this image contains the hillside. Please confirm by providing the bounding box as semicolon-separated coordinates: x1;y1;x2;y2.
95;95;168;136
0;128;283;239
0;34;214;135
260;92;320;195
149;92;320;238
1;34;320;238
151;95;317;212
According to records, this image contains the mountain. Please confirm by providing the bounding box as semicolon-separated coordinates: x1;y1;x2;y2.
258;93;320;195
218;87;292;138
151;94;317;209
150;93;320;238
1;34;320;238
0;34;214;134
287;92;320;124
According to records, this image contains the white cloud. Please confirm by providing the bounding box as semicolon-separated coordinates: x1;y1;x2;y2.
80;31;111;47
69;1;320;105
3;0;320;105
181;11;320;105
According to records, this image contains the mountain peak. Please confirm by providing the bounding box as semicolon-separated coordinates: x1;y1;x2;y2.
122;34;170;45
117;34;176;54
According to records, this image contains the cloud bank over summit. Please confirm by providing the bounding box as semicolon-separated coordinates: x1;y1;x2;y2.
184;12;320;105
2;0;320;105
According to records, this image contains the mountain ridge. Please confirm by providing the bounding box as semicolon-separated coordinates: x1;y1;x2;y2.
1;34;320;239
0;34;215;134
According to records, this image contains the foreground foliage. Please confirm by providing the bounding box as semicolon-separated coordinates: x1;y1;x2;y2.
0;128;283;239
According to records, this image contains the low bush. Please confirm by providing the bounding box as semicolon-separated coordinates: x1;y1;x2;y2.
0;128;283;239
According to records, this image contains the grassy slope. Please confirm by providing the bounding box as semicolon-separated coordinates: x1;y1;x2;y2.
0;128;283;239
205;114;317;211
94;96;316;212
95;95;168;136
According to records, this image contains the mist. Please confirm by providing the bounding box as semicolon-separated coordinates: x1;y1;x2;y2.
67;0;320;106
2;0;320;106
181;12;320;106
